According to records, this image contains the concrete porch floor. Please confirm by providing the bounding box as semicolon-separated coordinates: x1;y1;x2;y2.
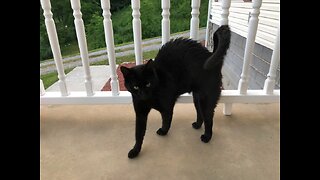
40;103;279;180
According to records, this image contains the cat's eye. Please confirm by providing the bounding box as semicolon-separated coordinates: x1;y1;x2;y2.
146;82;151;87
133;86;139;90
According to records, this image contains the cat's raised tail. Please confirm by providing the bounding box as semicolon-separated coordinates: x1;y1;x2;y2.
203;25;231;70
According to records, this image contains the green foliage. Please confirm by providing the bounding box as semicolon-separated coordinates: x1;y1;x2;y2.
171;0;192;32
40;6;53;61
86;13;105;50
109;0;131;12
110;0;209;45
140;0;162;39
40;0;209;61
41;68;73;89
111;5;134;45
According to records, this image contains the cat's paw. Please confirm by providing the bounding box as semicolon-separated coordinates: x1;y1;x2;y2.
200;134;212;143
156;128;168;136
128;148;140;159
192;122;202;129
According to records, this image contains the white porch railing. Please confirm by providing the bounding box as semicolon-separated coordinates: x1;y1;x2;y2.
40;0;280;115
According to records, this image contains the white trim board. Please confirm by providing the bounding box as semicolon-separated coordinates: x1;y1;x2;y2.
40;90;280;105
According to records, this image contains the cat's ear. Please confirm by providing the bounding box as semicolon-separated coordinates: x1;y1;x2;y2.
120;66;131;77
145;59;154;69
145;59;158;80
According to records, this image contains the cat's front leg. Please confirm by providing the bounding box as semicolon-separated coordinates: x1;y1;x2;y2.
128;101;151;159
128;113;148;159
156;110;173;136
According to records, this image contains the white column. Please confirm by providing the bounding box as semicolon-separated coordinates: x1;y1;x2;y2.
101;0;120;96
131;0;143;65
161;0;170;45
219;0;232;115
237;0;262;94
70;0;94;96
264;21;280;94
40;79;45;96
205;0;212;48
223;103;232;116
220;0;231;26
40;0;69;96
190;0;201;40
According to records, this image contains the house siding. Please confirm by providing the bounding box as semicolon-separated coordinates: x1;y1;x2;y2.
208;23;280;90
209;0;280;50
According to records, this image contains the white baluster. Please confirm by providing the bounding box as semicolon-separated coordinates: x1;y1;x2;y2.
190;0;201;40
223;103;232;116
40;79;45;96
70;0;94;96
131;0;143;65
264;21;280;94
220;0;231;25
40;0;69;96
238;0;262;94
161;0;170;45
101;0;120;96
205;0;212;48
219;0;232;115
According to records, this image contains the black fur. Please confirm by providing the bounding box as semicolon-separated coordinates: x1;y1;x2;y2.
121;25;231;159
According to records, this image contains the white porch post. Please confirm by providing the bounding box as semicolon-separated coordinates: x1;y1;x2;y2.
161;0;170;45
131;0;143;65
220;0;231;26
190;0;201;40
238;0;262;94
220;0;232;116
263;21;280;94
70;0;94;96
101;0;120;96
205;0;212;48
40;0;69;96
223;103;232;116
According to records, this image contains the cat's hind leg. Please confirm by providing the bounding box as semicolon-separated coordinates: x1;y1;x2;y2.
192;92;203;129
198;94;218;143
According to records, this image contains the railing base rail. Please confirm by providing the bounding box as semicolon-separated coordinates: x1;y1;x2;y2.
40;90;279;105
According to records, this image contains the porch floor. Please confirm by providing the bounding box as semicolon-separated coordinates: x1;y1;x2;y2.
40;103;279;180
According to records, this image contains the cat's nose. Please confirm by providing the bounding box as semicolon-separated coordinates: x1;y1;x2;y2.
137;92;148;100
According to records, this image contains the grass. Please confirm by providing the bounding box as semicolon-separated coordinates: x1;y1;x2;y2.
42;50;159;89
41;68;74;89
60;41;80;57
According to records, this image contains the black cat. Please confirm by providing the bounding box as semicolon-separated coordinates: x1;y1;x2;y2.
120;25;231;159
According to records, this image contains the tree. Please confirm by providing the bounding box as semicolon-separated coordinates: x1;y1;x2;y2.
40;5;53;61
